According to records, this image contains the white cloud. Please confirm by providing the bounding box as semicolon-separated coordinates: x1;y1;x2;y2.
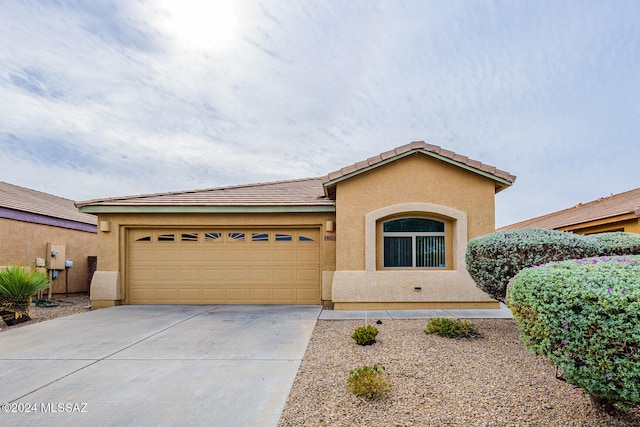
0;0;639;226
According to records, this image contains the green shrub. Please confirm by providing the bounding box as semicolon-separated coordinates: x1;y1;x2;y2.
347;364;389;399
465;228;600;302
507;256;640;409
591;232;640;256
0;266;50;318
351;325;379;345
424;317;479;338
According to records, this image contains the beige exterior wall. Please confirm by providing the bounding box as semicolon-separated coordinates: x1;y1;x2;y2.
0;218;97;294
559;217;640;235
92;212;336;306
88;153;505;309
334;154;496;270
330;153;499;309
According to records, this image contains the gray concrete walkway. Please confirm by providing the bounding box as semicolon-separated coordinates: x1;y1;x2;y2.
0;304;321;427
319;303;513;320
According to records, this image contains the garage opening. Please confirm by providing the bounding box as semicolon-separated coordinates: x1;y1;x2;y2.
127;228;320;304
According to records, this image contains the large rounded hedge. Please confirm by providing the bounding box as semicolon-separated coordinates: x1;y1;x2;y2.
465;228;600;302
507;256;640;409
590;231;640;256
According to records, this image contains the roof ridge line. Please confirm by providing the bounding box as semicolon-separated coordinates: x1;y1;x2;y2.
322;141;516;187
0;181;76;203
499;186;640;230
550;187;640;214
75;176;323;207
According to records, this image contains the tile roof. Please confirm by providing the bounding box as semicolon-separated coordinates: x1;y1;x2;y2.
75;177;332;208
322;141;516;193
499;187;640;231
0;181;97;225
76;142;515;211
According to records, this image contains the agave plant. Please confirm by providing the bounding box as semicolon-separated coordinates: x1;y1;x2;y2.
0;266;50;319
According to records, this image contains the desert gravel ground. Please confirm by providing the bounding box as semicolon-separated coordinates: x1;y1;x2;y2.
3;300;638;425
0;294;90;332
279;318;640;427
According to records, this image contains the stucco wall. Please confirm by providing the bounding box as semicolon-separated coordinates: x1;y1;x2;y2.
88;153;503;309
0;218;97;293
560;218;640;235
331;270;497;309
334;153;497;271
329;152;500;309
93;211;337;304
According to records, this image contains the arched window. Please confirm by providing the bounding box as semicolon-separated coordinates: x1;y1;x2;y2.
382;218;446;268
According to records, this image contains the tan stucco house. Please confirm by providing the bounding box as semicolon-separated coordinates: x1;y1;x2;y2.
0;181;97;294
499;186;640;235
77;141;515;309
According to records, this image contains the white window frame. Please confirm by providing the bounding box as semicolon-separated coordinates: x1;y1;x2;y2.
382;219;446;268
365;203;466;273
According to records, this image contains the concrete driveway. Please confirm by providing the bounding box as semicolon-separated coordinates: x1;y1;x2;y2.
0;304;322;427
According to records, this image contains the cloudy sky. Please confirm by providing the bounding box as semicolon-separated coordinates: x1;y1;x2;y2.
1;0;639;227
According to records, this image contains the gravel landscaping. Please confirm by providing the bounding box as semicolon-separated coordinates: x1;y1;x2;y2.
279;318;640;427
3;299;638;425
0;294;90;332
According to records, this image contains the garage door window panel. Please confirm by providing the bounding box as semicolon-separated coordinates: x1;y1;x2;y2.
158;233;175;242
228;232;245;241
181;233;199;242
205;232;223;241
252;233;269;242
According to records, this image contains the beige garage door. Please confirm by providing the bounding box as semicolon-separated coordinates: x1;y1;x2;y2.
127;228;321;304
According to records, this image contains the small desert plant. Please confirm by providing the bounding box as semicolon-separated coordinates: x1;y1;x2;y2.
424;317;479;338
0;266;50;319
347;364;389;399
351;325;379;345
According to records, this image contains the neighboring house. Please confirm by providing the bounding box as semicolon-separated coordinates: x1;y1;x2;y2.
77;141;516;309
0;181;97;294
499;187;640;234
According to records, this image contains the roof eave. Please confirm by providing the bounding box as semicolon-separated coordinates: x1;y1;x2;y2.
74;177;326;208
494;180;515;194
78;205;336;214
555;211;639;231
501;210;639;231
323;149;515;195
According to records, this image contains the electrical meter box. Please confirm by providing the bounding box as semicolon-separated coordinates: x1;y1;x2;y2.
46;243;66;270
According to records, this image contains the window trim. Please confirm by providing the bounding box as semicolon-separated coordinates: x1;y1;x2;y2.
382;218;446;268
365;203;467;272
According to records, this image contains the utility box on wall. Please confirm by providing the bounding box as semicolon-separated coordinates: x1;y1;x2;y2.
46;243;66;270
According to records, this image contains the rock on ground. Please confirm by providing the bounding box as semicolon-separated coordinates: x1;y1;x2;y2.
0;295;90;332
279;319;640;427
